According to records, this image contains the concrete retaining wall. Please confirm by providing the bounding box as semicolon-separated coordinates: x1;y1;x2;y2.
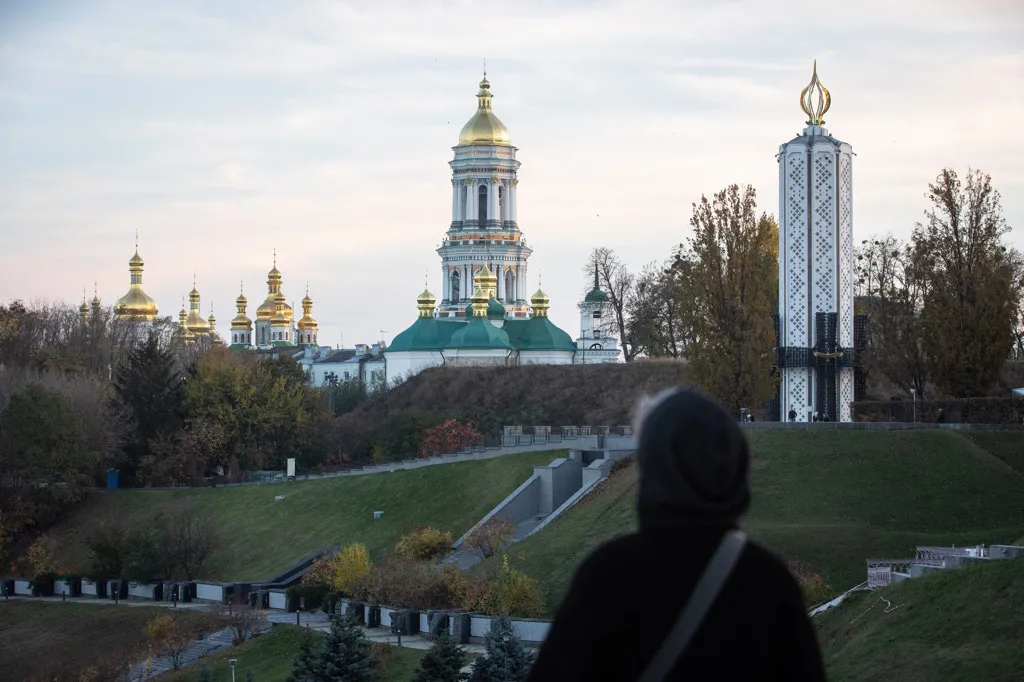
453;474;541;548
268;591;287;610
127;583;160;600
14;579;32;596
195;582;225;602
535;458;582;515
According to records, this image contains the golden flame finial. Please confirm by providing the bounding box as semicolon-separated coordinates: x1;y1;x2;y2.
799;59;831;126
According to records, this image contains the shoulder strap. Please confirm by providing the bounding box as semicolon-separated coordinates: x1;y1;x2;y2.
637;530;748;682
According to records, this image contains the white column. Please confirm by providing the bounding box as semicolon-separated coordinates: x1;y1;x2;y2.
489;181;499;222
465;182;474;223
510;181;518;223
496;264;504;300
451;180;459;222
462;265;469;299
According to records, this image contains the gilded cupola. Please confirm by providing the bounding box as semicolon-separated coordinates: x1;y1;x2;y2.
531;286;551;318
475;262;498;299
457;71;512;147
79;288;89;322
232;283;252;330
416;283;436;318
257;251;292;322
184;280;210;334
297;285;318;332
114;237;159;321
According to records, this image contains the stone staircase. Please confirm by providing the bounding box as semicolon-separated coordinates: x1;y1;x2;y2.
128;622;272;679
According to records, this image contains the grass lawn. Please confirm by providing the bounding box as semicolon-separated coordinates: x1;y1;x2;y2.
958;431;1024;475
0;601;215;681
52;450;564;581
488;430;1024;616
816;557;1024;681
168;626;425;682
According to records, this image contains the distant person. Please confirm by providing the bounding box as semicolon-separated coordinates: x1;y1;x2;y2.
812;412;819;422
527;389;826;682
935;408;945;424
788;408;797;422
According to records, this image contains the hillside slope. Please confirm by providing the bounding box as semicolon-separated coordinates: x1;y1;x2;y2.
489;430;1024;615
51;450;562;581
355;362;691;434
816;558;1024;681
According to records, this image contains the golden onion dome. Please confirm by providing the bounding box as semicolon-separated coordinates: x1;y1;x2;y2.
129;250;144;267
416;286;436;318
530;287;550;306
457;74;512;147
270;291;290;325
115;247;158;322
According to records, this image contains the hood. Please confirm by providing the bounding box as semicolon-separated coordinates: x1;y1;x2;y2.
636;389;750;527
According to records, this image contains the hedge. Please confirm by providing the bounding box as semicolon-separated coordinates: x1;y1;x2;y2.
851;397;1023;424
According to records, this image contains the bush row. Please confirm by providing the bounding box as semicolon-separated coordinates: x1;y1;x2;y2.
851;397;1023;424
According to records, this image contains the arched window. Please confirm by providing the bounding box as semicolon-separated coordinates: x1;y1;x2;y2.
451;270;461;304
504;269;515;303
590;343;603;350
478;185;488;224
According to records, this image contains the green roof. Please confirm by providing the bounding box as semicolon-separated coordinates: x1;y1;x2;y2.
388;317;463;352
503;317;577;351
271;340;294;347
448;316;513;349
584;287;609;303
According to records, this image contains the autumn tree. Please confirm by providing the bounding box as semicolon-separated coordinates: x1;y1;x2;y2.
914;168;1022;396
854;236;931;397
684;184;778;413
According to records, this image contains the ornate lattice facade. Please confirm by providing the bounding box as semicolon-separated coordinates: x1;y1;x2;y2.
777;124;855;421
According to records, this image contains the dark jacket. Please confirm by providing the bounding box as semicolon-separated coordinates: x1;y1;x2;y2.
526;525;826;681
528;390;826;681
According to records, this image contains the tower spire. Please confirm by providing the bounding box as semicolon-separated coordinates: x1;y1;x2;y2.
799;59;831;126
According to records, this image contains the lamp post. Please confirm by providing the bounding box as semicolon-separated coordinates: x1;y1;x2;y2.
910;388;917;423
501;630;512;682
228;658;237;682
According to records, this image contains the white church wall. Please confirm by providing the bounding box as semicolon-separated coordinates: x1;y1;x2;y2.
519;350;575;366
386;351;444;384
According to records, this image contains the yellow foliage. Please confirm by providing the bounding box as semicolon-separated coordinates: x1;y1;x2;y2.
327;543;372;593
394;526;453;561
144;613;174;642
481;555;543;618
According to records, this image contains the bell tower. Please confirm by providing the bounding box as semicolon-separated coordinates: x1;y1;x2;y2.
437;70;533;319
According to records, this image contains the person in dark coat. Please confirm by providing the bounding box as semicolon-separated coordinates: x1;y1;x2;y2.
527;389;826;682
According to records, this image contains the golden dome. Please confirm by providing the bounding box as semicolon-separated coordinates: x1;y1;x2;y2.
185;283;210;333
297;286;318;331
115;246;158;322
474;262;498;298
416;286;436;318
531;286;550;317
458;74;512;147
270;291;290;325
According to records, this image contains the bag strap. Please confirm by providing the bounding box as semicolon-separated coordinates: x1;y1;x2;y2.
637;530;747;682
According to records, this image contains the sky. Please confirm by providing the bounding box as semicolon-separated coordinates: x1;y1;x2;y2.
2;0;1023;348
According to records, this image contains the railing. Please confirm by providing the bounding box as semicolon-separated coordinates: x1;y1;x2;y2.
866;559;914;588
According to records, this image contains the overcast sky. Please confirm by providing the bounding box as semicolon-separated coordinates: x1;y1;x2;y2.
2;0;1022;348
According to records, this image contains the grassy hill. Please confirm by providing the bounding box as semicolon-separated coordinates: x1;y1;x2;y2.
51;450;563;581
816;558;1024;681
487;430;1024;616
0;602;214;681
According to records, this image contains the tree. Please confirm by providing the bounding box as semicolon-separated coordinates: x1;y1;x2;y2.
626;257;698;359
684;185;779;413
586;248;640;361
215;604;268;645
287;628;323;682
464;517;516;559
317;611;376;682
115;332;185;480
171;506;218;579
145;613;197;671
414;632;468;682
140;417;228;486
914;168;1022;396
467;616;534;682
855;236;930;397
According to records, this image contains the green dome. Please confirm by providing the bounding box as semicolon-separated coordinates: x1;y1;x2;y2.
486;297;506;320
448;316;512;349
389;317;440;352
584;287;609;303
504;317;576;351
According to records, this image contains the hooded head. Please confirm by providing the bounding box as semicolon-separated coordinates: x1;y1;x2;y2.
634;389;750;527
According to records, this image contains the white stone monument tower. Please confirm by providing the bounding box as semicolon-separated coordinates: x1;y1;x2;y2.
777;62;856;422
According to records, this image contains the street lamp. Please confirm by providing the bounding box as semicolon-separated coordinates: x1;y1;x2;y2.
500;630;512;681
228;658;237;682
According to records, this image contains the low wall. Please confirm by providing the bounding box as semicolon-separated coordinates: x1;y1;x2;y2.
535;458;582;515
195;582;226;603
268;590;287;610
453;474;541;548
127;582;161;600
990;545;1024;560
14;579;33;596
81;580;104;598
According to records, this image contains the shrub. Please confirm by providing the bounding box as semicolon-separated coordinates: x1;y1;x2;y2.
464;517;516;559
787;561;834;606
479;555;543;618
413;632;468;682
467;615;534;681
394;526;454;561
301;544;372;595
419;418;484;457
350;558;473;611
371;412;445;461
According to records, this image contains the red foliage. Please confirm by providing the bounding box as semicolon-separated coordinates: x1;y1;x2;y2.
418;419;483;458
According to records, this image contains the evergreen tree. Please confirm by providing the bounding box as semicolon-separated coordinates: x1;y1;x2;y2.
467;617;534;682
413;632;468;682
287;628;322;682
317;611;375;682
197;667;213;682
114;332;184;478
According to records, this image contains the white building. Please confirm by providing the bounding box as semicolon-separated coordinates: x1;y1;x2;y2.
776;62;857;422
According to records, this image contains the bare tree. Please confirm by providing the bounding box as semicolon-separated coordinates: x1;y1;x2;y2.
172;507;219;580
585;247;639;361
215;604;269;645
